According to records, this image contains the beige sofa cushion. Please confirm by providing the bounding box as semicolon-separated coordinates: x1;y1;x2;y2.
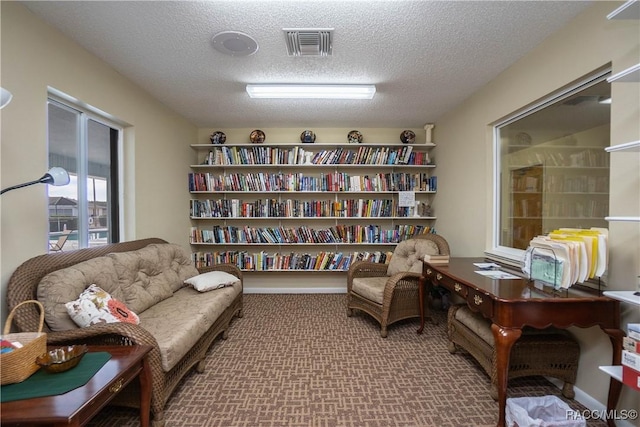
37;256;123;331
151;243;200;292
386;238;439;276
38;243;199;331
107;243;198;314
138;281;242;371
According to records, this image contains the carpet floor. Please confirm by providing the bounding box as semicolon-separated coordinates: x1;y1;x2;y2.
88;294;607;427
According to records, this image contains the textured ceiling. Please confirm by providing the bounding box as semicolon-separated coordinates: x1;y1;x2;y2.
22;1;592;128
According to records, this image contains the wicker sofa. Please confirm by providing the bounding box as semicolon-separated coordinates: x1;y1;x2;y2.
5;238;243;427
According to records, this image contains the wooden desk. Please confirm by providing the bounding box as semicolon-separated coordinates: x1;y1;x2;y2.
419;257;624;427
1;345;152;427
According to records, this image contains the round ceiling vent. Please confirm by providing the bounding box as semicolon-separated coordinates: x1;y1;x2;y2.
211;31;258;57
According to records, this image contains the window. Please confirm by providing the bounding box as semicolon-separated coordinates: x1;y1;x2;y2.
47;97;121;250
492;69;611;264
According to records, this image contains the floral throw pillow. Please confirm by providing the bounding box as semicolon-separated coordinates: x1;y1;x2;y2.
65;284;140;328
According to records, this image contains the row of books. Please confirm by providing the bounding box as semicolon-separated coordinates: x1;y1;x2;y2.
190;225;435;245
509;148;609;168
190;198;420;219
200;145;431;166
189;172;437;193
543;174;609;194
190;198;435;219
191;250;393;271
622;324;640;391
521;227;608;289
510;172;611;197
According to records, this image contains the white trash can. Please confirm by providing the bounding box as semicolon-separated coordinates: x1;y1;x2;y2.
505;396;586;427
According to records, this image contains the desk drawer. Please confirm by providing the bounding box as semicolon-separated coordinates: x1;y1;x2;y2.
466;289;493;318
432;271;468;298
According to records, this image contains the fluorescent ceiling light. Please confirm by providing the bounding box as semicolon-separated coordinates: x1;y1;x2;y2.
246;84;376;99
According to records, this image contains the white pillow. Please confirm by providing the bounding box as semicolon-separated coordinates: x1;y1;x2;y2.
184;271;240;292
66;284;140;328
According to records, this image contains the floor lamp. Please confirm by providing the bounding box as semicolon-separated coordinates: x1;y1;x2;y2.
1;167;71;195
0;88;71;195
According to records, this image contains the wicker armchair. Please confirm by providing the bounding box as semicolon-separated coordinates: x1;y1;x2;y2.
346;234;450;337
5;238;243;427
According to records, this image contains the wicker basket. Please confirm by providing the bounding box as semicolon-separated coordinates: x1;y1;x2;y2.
1;300;47;385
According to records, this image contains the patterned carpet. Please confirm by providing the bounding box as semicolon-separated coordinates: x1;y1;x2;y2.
88;294;606;427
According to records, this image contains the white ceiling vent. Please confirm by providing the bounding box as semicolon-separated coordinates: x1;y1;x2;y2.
284;28;333;57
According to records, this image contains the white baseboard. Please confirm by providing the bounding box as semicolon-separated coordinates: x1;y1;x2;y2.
547;378;636;427
244;287;347;294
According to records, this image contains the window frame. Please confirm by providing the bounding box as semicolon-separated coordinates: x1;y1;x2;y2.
47;91;124;248
487;68;611;267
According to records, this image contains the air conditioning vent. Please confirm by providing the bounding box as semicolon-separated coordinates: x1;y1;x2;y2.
284;28;333;57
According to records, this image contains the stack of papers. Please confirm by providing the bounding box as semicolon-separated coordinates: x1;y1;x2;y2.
521;227;608;289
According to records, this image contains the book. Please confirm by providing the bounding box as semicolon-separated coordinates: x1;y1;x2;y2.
623;336;640;353
424;254;449;261
622;349;640;371
424;254;449;265
629;323;640;341
622;365;640;391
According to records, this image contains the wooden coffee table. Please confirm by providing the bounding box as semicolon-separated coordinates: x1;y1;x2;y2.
1;345;153;427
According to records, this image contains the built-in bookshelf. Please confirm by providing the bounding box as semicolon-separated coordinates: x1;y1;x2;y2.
188;142;438;271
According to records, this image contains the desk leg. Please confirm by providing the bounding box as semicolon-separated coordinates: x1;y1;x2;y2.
417;276;425;334
602;327;625;427
139;356;152;427
491;324;522;427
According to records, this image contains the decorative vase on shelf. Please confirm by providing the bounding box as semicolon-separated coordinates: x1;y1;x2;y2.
400;130;416;144
300;130;316;143
347;130;363;144
250;129;265;144
210;131;226;144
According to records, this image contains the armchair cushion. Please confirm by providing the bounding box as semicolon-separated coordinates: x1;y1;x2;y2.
387;238;440;276
351;276;388;304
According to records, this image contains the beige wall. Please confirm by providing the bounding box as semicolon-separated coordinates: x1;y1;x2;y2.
436;2;639;420
1;3;197;320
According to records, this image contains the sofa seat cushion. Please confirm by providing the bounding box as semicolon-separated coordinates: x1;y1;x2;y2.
386;238;440;276
38;256;123;331
351;276;388;305
138;281;241;371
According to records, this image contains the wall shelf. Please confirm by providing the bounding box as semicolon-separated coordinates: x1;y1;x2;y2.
607;0;639;20
607;63;640;83
605;216;640;222
189;141;438;270
599;365;623;382
605;140;640;153
603;290;640;305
